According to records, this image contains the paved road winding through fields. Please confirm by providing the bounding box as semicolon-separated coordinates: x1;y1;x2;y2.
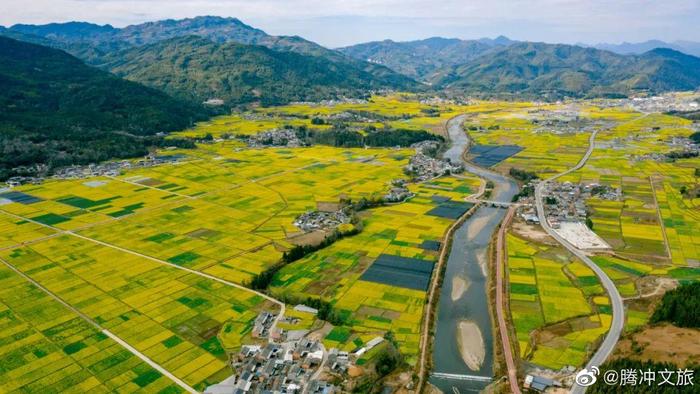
533;128;624;394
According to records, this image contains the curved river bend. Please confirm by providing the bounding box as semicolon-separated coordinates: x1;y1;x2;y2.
430;115;518;393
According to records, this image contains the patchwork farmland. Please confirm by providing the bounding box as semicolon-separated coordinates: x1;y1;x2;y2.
488;101;700;378
0;94;486;391
2;93;699;392
505;233;611;370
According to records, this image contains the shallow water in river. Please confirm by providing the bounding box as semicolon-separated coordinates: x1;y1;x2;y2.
429;116;518;393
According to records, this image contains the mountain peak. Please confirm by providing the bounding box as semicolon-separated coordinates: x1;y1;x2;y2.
9;21;116;41
644;47;692;58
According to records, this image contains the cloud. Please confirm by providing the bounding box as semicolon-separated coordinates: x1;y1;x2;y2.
1;0;698;45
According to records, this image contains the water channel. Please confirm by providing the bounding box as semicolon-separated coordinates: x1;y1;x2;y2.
429;115;519;393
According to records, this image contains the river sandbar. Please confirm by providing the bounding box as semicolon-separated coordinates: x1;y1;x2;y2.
451;276;470;301
456;320;486;371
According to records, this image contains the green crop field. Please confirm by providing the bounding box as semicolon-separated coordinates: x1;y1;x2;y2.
0;232;271;391
506;233;611;370
272;175;481;365
0;94;487;389
3;93;699;390
0;263;184;393
471;101;700;371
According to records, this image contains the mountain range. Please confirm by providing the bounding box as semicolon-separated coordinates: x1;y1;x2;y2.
592;40;700;58
99;35;412;106
338;36;515;80
431;43;700;98
4;17;700;101
2;17;414;102
339;38;700;98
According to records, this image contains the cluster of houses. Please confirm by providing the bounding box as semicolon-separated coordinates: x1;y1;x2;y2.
405;141;463;182
293;210;352;232
224;339;326;394
205;305;334;394
530;117;601;135
290;98;368;108
4;153;185;187
247;129;305;148
632;135;700;162
383;179;414;203
207;301;390;394
251;311;278;339
540;181;620;228
623;94;700;113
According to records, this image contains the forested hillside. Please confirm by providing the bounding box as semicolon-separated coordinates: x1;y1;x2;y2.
339;36;512;79
0;36;207;180
432;43;700;98
4;17;416;94
651;282;700;328
99;36;411;106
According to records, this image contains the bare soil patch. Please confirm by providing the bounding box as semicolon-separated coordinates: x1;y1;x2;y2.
287;230;328;246
511;219;557;245
615;323;700;366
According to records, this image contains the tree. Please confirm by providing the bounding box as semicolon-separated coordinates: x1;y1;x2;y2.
509;167;539;183
650;282;700;328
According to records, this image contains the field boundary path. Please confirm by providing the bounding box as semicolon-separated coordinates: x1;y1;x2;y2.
0;208;287;391
0;255;199;394
533;127;624;394
495;206;522;394
649;175;673;260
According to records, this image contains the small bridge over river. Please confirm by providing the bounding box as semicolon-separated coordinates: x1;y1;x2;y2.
465;199;520;209
430;372;493;382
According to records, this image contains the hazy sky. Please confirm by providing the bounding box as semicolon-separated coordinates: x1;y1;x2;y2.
1;0;699;47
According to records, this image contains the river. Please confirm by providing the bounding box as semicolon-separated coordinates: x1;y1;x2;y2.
429;115;518;393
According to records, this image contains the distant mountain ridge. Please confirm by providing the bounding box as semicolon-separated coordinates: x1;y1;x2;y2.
338;36;515;79
431;43;700;98
592;40;700;57
340;37;700;97
3;18;700;99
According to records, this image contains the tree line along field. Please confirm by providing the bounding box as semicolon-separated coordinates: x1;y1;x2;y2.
271;175;481;364
0;94;485;391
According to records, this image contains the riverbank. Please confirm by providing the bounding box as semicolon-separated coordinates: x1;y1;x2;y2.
426;115;519;393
